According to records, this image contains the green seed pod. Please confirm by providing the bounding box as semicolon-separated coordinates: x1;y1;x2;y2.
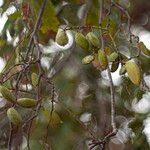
0;86;16;103
108;52;119;62
17;98;37;108
75;32;89;50
125;61;141;85
111;61;119;72
86;32;100;48
98;50;108;70
82;55;94;64
7;108;22;125
119;65;126;75
55;29;68;46
31;72;39;86
137;42;150;57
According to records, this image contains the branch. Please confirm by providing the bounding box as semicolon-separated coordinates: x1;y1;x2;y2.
25;0;48;59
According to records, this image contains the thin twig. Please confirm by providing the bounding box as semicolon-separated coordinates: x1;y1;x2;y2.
8;122;13;150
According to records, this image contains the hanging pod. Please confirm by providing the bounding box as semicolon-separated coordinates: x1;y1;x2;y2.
75;32;89;50
55;29;68;46
82;55;95;64
17;98;37;108
125;61;141;85
7;108;22;125
86;32;100;48
0;86;16;103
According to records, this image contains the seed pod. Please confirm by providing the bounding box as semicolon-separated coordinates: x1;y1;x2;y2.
125;61;141;85
31;72;39;86
0;86;16;103
119;65;126;75
137;42;150;57
98;50;108;70
111;60;119;72
17;98;37;108
75;32;89;50
86;32;100;48
7;108;22;125
55;29;68;46
82;55;94;64
108;52;119;62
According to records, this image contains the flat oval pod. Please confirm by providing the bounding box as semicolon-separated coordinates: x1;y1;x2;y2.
7;108;22;125
98;50;108;70
0;86;16;103
55;29;68;46
125;61;141;85
86;32;100;48
17;98;37;108
31;72;39;86
75;32;89;50
108;52;119;62
82;55;94;64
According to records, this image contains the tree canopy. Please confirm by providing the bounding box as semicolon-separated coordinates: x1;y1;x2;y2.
0;0;150;150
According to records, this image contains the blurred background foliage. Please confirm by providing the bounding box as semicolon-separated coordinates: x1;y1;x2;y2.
0;0;150;150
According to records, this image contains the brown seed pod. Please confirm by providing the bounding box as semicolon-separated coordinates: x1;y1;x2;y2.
75;32;89;50
55;29;68;46
82;55;95;64
31;72;39;86
7;108;22;125
17;98;37;108
0;86;16;103
98;50;108;70
125;61;141;85
86;32;100;48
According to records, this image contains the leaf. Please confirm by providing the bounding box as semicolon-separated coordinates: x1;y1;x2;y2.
30;0;59;33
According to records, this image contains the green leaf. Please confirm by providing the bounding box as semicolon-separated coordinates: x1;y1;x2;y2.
30;0;59;33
